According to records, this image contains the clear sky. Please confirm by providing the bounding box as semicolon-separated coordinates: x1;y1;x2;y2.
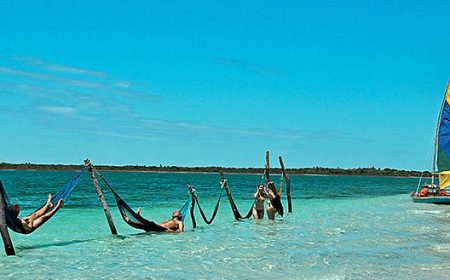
1;1;449;170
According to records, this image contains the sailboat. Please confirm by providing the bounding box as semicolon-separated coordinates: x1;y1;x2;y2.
411;81;450;204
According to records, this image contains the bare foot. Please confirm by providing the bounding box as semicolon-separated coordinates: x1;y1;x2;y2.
47;194;54;208
136;207;141;216
56;199;64;208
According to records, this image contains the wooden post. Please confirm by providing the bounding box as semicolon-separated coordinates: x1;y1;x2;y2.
220;172;232;200
279;156;292;213
186;184;197;229
0;189;15;255
84;159;117;235
265;151;271;182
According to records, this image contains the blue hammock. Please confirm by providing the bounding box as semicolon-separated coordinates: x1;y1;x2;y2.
0;168;85;234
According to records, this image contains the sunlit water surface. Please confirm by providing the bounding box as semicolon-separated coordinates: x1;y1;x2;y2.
0;171;449;279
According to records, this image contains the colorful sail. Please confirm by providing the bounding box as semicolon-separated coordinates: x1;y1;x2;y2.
437;82;450;189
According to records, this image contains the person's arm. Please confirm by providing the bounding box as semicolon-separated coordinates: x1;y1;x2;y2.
178;221;184;232
264;188;271;199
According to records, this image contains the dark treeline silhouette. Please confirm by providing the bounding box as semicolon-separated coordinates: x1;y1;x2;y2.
0;162;431;177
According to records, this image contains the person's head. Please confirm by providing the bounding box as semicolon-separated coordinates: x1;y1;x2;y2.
267;181;275;188
9;204;20;216
172;210;182;220
257;184;264;192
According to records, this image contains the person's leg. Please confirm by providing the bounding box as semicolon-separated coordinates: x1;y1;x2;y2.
252;206;259;219
24;194;53;220
30;199;64;229
266;202;275;220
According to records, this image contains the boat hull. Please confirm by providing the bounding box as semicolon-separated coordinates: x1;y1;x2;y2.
411;195;450;204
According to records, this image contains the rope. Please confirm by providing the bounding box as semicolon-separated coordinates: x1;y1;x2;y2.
260;174;266;185
416;172;424;195
279;174;284;196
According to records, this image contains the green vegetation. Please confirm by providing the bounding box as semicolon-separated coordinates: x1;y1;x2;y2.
0;162;431;177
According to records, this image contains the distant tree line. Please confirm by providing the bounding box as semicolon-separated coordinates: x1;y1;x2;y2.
0;162;431;177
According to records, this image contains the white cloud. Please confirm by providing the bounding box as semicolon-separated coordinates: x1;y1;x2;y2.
1;58;161;100
112;81;132;88
15;56;106;77
38;106;77;115
45;64;105;77
1;56;360;145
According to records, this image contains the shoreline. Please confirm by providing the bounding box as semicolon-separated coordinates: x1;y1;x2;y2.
0;164;430;178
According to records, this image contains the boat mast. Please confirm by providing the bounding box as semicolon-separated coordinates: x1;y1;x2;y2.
432;83;449;185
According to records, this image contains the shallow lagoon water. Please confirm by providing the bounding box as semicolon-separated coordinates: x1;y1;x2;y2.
1;171;450;279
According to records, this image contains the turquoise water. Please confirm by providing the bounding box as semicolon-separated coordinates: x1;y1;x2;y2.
1;170;450;279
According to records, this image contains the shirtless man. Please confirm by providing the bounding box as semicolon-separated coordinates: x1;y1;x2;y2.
253;184;266;219
159;210;184;232
9;194;64;233
266;181;284;220
128;208;185;232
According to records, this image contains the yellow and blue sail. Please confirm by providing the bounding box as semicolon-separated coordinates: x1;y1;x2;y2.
438;82;450;189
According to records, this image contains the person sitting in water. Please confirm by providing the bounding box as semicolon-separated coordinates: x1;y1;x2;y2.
266;181;284;220
253;184;267;220
127;208;185;232
8;194;64;233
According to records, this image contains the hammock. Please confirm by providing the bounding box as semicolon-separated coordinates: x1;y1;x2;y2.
222;180;254;220
97;172;190;232
197;191;222;224
187;185;222;228
0;168;85;234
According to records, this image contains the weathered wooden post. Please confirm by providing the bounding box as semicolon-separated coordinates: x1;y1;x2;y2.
84;159;117;235
0;186;15;255
265;151;271;182
220;172;233;201
279;156;292;213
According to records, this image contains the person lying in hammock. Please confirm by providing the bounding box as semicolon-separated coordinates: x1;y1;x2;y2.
266;181;284;220
159;210;185;232
8;194;64;233
124;208;184;232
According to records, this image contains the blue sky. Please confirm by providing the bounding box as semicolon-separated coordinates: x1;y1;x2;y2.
0;1;449;169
